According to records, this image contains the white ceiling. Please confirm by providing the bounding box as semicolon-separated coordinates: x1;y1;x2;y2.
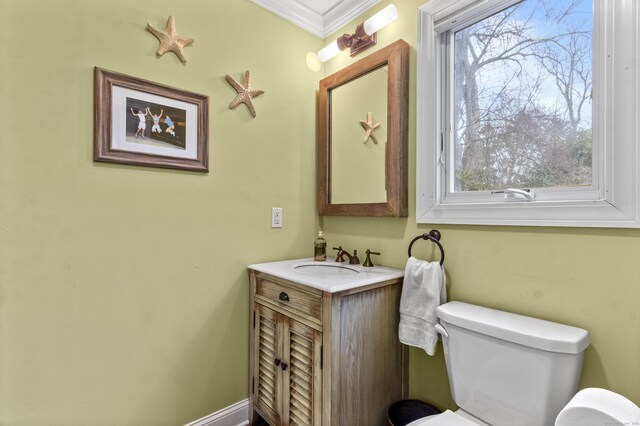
251;0;381;38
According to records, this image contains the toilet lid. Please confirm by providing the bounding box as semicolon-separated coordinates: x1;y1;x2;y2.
406;410;485;426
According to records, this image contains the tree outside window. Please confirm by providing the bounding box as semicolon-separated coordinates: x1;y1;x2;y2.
451;0;592;192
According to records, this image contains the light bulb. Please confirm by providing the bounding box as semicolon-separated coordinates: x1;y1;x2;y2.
318;40;342;63
363;4;398;36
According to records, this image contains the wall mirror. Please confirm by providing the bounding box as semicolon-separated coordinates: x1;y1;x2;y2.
318;39;409;216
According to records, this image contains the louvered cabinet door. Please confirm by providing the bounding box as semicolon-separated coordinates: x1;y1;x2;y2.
254;304;282;426
282;317;322;426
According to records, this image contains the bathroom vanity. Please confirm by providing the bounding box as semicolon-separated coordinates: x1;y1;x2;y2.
248;258;406;426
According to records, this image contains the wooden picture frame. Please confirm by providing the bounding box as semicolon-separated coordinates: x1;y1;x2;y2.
94;67;209;172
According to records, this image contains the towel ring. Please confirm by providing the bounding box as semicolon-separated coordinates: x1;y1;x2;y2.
407;229;445;266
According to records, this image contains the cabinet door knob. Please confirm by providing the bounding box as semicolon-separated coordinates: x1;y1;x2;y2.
280;362;288;371
274;358;281;366
279;292;290;302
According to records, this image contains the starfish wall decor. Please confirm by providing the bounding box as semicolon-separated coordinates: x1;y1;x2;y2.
146;16;194;63
360;112;381;144
225;71;265;118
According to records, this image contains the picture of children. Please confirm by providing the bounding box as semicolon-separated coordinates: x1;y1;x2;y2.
125;97;186;149
148;108;163;134
164;115;176;137
131;108;148;138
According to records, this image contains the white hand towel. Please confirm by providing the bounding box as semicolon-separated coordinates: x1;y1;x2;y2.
398;256;446;356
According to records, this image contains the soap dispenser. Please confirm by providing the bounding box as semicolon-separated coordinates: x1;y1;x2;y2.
314;231;327;261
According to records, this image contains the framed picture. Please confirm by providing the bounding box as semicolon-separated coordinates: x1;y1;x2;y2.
94;67;209;172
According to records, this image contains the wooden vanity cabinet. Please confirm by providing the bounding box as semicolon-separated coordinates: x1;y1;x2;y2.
248;269;407;426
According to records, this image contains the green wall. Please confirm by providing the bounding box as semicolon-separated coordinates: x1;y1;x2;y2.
1;1;638;425
321;0;640;411
0;1;321;424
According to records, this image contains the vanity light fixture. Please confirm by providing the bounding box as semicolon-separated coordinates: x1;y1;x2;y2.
317;4;398;63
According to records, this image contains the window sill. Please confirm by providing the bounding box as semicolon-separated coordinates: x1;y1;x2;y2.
417;199;640;228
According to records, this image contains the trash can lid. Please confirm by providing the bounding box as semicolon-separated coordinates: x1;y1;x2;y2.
388;400;441;426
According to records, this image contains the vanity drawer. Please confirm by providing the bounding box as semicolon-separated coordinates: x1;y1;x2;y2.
256;277;322;321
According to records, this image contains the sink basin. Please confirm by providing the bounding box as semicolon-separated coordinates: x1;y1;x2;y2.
294;263;359;277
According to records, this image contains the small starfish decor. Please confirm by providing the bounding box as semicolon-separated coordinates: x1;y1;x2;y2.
146;16;194;63
360;112;381;144
225;71;265;118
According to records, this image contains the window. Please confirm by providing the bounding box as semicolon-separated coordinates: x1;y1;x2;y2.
451;0;593;194
416;0;640;227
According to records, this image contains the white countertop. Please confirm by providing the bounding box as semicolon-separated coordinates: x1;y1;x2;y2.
248;258;404;293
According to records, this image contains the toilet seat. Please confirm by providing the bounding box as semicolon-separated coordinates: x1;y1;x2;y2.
406;409;489;426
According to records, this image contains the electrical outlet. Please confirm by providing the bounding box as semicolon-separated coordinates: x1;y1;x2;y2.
271;207;283;228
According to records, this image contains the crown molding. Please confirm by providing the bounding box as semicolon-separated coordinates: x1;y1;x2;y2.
251;0;324;37
322;0;381;37
251;0;382;38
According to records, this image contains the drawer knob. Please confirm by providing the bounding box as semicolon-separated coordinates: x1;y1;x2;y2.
279;292;290;302
280;362;288;371
274;358;281;366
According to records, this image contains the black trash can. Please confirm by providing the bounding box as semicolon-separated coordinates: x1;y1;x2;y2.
387;399;441;426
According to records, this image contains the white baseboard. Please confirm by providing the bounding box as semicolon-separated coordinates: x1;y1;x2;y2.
184;399;249;426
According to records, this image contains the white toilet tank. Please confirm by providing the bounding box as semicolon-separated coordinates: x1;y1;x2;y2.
436;302;590;426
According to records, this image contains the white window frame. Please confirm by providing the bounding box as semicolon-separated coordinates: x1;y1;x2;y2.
416;0;640;228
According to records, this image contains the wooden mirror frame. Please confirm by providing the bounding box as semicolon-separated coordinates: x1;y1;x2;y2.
318;39;409;217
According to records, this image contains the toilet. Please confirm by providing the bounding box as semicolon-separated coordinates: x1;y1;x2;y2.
407;301;638;426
